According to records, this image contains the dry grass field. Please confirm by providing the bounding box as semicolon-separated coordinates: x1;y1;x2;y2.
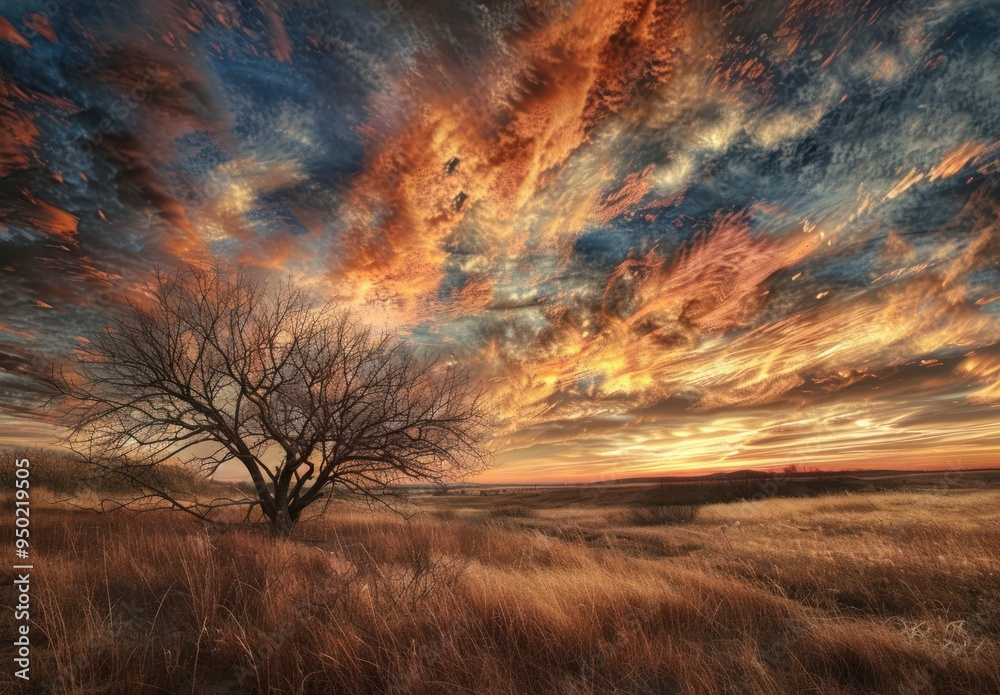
2;465;999;694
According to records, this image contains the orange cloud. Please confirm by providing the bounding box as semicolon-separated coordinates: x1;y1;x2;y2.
336;0;686;321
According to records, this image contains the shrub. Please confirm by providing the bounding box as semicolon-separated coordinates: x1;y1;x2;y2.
489;502;534;518
625;503;700;526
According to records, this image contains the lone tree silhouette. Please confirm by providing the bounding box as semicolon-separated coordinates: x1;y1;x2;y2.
58;262;492;533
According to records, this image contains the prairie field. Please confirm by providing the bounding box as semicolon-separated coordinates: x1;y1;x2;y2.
2;470;1000;694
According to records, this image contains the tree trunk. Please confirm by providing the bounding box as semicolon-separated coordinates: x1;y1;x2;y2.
272;503;295;536
270;459;297;535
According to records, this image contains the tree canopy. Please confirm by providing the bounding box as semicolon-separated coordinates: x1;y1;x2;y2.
59;263;493;532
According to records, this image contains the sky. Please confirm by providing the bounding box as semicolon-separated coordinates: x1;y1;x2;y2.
1;0;999;483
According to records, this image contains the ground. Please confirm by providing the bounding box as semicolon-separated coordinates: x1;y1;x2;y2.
1;471;999;694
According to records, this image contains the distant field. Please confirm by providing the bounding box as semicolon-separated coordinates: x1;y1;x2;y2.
422;467;1000;507
2;469;999;694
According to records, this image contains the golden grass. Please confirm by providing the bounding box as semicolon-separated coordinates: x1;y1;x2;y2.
2;486;999;694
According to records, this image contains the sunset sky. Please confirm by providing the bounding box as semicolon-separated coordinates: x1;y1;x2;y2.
1;0;1000;482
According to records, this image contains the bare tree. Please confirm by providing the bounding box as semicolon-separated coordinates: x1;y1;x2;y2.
56;262;493;533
